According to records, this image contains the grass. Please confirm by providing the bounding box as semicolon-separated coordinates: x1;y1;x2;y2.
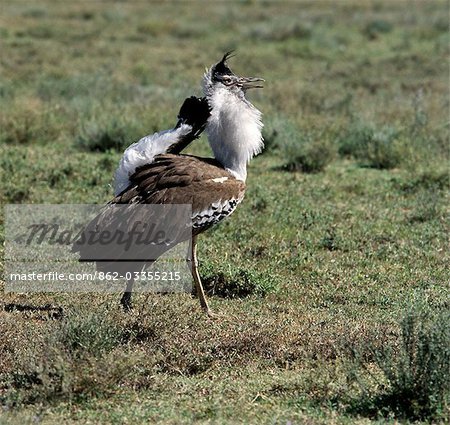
347;306;450;421
0;0;449;423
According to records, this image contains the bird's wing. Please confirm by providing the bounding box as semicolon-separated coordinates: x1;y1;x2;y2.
73;154;245;272
115;154;246;233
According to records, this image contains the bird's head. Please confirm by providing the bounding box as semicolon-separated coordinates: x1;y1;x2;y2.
202;52;264;100
201;52;264;181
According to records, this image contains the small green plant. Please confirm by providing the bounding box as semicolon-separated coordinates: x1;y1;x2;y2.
261;118;280;152
2;310;131;407
396;169;449;193
76;117;137;152
363;19;393;39
281;131;335;173
21;7;47;18
261;115;297;152
137;20;177;37
408;189;442;223
1;103;41;145
412;89;428;132
375;308;449;420
348;306;450;421
338;121;401;169
200;263;278;298
0;150;31;202
56;310;124;357
320;226;341;251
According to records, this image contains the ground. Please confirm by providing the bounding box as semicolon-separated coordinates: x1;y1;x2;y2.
0;1;449;424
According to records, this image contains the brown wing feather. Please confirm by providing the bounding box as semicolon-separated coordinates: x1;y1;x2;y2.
114;154;246;218
73;154;245;273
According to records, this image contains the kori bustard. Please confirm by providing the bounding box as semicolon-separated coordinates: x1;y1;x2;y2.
73;53;264;316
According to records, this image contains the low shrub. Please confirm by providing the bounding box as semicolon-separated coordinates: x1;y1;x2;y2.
261;115;297;152
348;306;450;421
281;131;335;173
375;308;449;420
1;101;43;145
1;309;136;406
200;263;278;298
338;121;401;169
56;310;124;358
363;19;393;40
407;189;443;223
76;117;138;152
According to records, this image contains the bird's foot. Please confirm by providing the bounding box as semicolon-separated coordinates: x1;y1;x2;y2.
203;308;238;321
203;308;221;319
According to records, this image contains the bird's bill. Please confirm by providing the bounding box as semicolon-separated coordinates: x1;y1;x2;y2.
237;76;265;90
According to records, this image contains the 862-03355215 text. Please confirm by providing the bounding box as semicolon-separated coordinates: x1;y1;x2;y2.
8;270;182;283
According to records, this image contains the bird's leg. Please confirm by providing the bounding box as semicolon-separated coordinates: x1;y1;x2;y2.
186;242;196;297
120;277;134;312
190;236;216;317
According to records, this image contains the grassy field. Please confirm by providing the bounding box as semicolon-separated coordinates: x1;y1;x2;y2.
0;1;449;423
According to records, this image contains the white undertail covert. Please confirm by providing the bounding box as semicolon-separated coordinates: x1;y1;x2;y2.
114;124;192;196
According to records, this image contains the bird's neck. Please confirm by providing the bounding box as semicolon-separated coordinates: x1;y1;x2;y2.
206;88;263;182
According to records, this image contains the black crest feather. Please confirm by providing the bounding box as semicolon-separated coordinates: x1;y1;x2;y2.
212;51;236;80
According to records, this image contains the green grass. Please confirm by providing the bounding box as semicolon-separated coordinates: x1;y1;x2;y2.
346;305;450;421
0;0;449;423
